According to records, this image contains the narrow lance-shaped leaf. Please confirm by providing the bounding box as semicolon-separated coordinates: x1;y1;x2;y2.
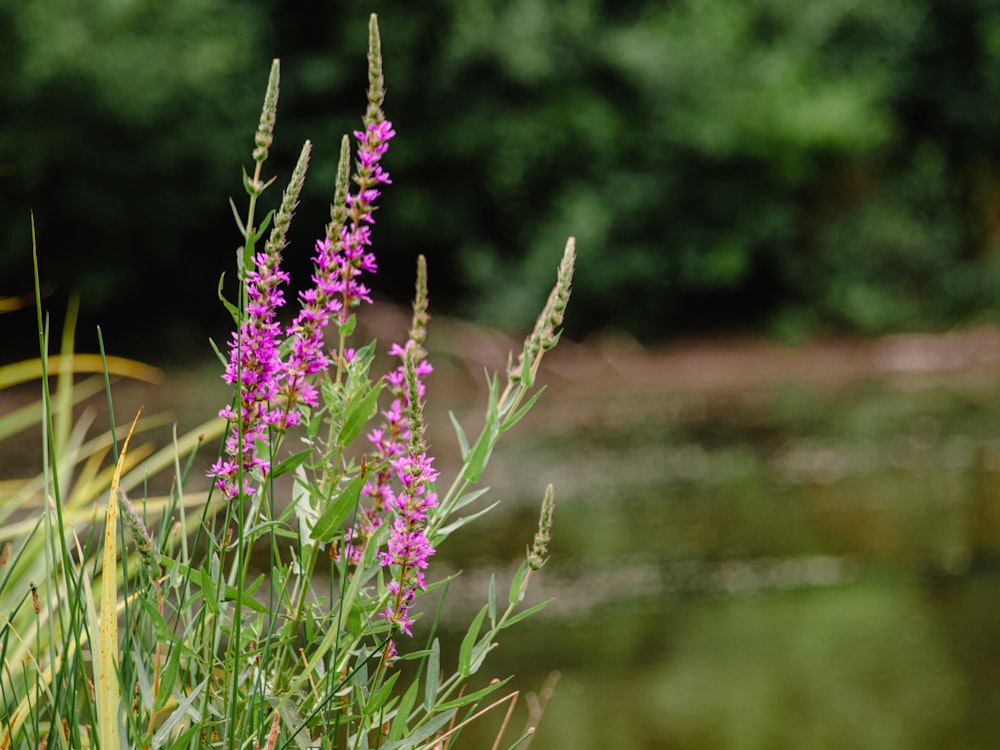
424;637;440;713
98;409;141;750
459;604;489;677
449;411;471;459
311;470;367;543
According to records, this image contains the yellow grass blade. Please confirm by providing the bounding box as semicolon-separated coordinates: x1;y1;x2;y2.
0;354;164;390
97;409;140;750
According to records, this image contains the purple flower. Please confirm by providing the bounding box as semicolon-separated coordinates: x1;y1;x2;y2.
211;113;395;499
270;119;396;430
209;248;290;499
379;452;439;635
332;120;395;323
275;237;345;422
342;339;433;565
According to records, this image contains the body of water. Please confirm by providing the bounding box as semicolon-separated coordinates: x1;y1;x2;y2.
428;331;1000;749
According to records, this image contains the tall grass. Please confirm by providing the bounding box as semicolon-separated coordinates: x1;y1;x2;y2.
1;14;574;749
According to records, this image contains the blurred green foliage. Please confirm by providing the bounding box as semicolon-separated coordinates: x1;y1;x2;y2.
5;0;1000;358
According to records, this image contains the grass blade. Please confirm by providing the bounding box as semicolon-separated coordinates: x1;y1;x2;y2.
98;409;141;750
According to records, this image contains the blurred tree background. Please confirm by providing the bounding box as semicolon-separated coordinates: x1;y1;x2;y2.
5;0;1000;362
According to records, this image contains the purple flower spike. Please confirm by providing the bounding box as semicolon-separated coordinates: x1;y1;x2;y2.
331;119;395;323
210;112;395;500
379;452;439;635
210;241;291;499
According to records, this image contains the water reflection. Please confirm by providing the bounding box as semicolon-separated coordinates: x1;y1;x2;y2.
429;348;1000;749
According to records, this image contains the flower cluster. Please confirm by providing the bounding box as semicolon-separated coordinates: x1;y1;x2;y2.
335;120;395;321
341;338;433;564
279;118;395;419
380;450;439;636
378;337;437;636
209;248;290;499
210;115;395;500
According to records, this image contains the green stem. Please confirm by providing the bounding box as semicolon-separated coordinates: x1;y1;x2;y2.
225;156;265;748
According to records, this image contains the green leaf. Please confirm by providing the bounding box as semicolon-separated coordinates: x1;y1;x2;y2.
434;501;500;542
500;387;546;432
340;381;383;447
469;638;495;675
388;681;419;741
217;272;239;324
137;596;181;645
345;605;362;640
396;648;435;662
310;471;366;542
485;370;501;422
222;574;269;614
339;313;357;338
200;567;218;615
307;406;324;439
250;209;275;246
449;411;470;458
241;164;256;196
434;676;512;712
459;605;488;677
353;339;378;366
508;561;529;607
366;671;401;716
153;641;183;713
501;598;552;629
208;335;228;369
228;197;246;237
462;428;494;483
150;678;206;749
424;637;440;714
488;575;497;629
452;487;491;513
499;372;527;414
271;448;311;479
379;710;457;750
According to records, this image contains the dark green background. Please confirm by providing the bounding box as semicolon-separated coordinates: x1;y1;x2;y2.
5;0;1000;361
